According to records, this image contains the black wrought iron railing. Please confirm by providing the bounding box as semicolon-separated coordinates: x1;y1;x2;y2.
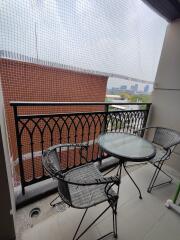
11;102;151;194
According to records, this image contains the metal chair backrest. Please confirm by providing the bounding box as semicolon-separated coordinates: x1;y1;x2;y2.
153;127;180;150
42;149;71;204
42;149;61;177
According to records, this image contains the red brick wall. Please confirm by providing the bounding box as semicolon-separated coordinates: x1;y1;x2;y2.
0;59;108;184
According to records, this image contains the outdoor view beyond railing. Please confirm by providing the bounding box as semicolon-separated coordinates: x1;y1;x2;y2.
11;102;151;194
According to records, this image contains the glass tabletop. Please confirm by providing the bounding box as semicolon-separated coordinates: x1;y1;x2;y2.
98;132;156;162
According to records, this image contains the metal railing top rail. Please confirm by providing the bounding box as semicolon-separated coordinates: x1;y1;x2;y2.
10;101;152;107
15;110;148;119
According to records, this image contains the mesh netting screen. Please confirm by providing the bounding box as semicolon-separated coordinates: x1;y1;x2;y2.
0;0;167;187
1;0;167;79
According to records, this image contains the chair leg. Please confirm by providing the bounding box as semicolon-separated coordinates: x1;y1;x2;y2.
147;161;173;193
123;163;142;199
73;209;88;240
147;162;161;193
73;204;115;240
112;203;118;238
50;194;62;207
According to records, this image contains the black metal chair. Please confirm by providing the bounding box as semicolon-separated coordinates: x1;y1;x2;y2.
135;127;180;193
42;143;121;240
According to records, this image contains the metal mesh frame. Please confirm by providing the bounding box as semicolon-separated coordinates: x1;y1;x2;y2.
135;127;180;193
42;143;121;239
153;127;180;150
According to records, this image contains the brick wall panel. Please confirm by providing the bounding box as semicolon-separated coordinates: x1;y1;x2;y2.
0;59;107;185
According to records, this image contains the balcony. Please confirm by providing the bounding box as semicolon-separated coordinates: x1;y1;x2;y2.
8;102;180;240
16;164;179;240
11;101;150;207
1;1;180;240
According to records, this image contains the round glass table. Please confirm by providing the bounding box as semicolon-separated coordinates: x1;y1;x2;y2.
98;132;156;199
98;132;156;162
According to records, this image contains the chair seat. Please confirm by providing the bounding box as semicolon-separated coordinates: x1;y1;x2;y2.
149;146;168;164
63;163;118;209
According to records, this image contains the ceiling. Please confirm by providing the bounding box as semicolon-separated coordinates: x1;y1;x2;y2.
143;0;180;21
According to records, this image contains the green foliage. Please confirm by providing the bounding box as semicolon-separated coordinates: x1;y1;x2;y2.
119;92;131;100
105;93;151;110
129;94;151;103
118;92;151;103
105;97;113;102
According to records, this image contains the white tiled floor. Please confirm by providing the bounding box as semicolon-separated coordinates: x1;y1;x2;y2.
19;164;180;240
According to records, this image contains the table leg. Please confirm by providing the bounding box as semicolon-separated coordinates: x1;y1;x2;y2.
123;162;142;199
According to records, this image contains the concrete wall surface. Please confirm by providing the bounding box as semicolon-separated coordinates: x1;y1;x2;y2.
151;19;180;171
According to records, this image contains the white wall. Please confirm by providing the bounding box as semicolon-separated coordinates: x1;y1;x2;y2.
150;19;180;171
0;82;16;239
